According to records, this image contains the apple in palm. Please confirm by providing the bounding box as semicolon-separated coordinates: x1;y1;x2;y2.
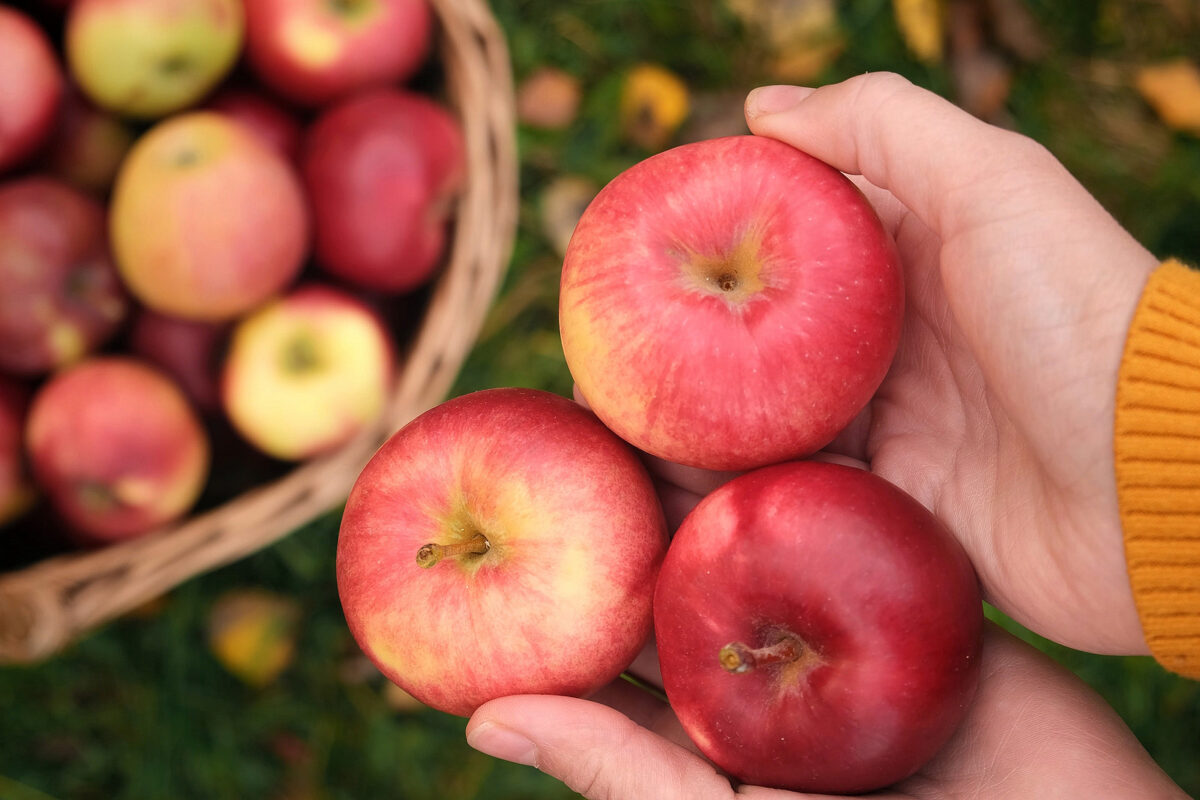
220;284;395;461
337;387;669;717
0;177;128;376
110;111;310;322
559;135;904;471
654;460;983;794
66;0;244;119
0;6;64;175
302;88;464;292
25;357;211;543
243;0;433;107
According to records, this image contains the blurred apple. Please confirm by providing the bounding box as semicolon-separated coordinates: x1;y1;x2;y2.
110;111;310;322
516;67;582;131
243;0;433;107
0;177;128;376
25;357;211;543
302;88;463;292
128;308;227;413
206;87;304;163
0;6;64;174
0;378;36;527
40;88;136;196
221;284;395;461
66;0;245;119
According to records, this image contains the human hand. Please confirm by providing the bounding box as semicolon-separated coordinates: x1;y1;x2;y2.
740;73;1159;656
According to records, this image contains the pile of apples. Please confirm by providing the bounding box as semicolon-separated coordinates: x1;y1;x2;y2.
337;135;986;794
0;0;462;549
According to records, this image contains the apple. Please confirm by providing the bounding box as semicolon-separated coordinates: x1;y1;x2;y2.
110;111;310;322
0;6;64;174
302;88;464;292
65;0;244;119
25;356;211;543
220;284;395;461
206;87;304;164
128;308;227;413
559;135;904;471
336;387;669;717
0;177;128;376
243;0;433;107
654;460;983;794
40;88;136;196
0;378;35;527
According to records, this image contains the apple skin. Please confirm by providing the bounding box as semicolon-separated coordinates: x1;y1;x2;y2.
243;0;433;108
205;88;304;164
302;88;464;292
25;356;211;543
559;135;904;471
110;111;310;322
220;284;396;461
0;378;36;527
65;0;244;119
336;387;669;717
128;308;227;413
40;88;136;196
653;461;983;794
0;177;129;376
0;6;64;175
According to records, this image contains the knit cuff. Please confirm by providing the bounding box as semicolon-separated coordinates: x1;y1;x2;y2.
1115;259;1200;679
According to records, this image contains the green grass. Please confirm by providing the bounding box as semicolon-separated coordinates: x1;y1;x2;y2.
3;1;1200;798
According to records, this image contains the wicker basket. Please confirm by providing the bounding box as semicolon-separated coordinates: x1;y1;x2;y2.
0;0;518;664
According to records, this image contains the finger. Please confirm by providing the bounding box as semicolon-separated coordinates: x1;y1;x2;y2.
642;452;742;497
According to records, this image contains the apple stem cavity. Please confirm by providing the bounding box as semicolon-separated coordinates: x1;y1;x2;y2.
415;532;490;568
719;636;803;674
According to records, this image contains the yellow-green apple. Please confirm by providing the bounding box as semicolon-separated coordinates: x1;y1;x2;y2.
65;0;244;119
0;177;128;376
129;308;227;413
25;356;211;543
110;111;310;321
0;378;36;527
40;88;136;196
0;6;64;174
205;87;303;163
654;460;983;793
336;387;669;716
243;0;432;107
559;135;904;471
302;88;463;292
220;284;395;461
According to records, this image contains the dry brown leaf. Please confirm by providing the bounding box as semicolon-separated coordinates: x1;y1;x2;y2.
953;48;1013;120
540;175;599;257
894;0;946;63
726;0;844;80
1136;59;1200;135
516;67;583;131
984;0;1049;62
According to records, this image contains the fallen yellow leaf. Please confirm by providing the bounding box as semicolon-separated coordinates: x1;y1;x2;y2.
208;589;301;688
894;0;945;64
1136;59;1200;135
620;64;690;151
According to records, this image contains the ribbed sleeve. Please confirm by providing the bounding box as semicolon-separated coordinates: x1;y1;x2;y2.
1115;259;1200;679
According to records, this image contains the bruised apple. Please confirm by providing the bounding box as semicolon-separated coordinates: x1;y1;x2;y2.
654;461;983;794
336;388;668;717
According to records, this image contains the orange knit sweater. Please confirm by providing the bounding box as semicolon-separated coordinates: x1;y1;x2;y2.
1115;259;1200;679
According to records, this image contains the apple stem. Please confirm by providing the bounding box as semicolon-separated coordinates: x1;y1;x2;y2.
718;637;802;673
416;533;490;568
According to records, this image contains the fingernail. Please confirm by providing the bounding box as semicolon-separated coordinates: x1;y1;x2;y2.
467;721;539;767
746;85;815;117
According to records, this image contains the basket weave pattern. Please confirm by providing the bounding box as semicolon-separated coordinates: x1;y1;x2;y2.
0;0;518;664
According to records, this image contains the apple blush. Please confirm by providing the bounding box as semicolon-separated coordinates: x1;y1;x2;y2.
654;460;983;794
559;134;904;471
336;388;668;717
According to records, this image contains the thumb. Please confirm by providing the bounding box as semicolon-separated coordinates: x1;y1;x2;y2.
466;695;742;800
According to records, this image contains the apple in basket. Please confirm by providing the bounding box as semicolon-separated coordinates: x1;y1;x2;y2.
0;6;64;174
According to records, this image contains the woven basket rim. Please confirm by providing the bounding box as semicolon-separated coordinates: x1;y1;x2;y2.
0;0;518;664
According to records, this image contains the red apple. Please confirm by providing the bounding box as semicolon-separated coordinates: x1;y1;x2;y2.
220;284;395;461
25;357;211;543
336;387;669;717
0;6;64;174
559;135;904;471
243;0;433;107
0;378;35;527
206;88;303;164
40;88;136;196
654;460;982;793
0;177;128;376
110;111;310;321
128;308;227;413
302;88;464;292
